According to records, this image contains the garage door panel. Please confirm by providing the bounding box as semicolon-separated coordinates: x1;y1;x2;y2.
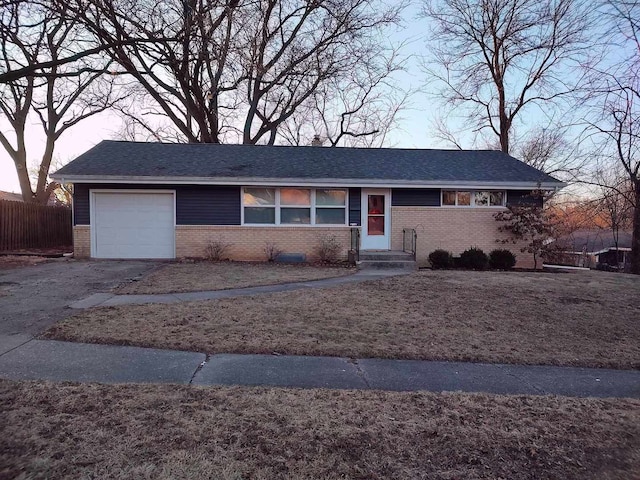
93;192;175;259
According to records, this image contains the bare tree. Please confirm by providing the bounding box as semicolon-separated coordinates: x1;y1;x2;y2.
583;1;640;273
279;51;410;147
420;0;592;154
62;0;241;144
65;0;406;145
590;88;639;272
0;0;125;84
512;126;588;177
596;175;634;262
0;0;122;203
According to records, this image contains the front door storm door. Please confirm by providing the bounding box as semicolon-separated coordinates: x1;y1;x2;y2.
361;189;390;250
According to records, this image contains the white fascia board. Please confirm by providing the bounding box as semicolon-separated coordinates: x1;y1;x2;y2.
51;174;567;190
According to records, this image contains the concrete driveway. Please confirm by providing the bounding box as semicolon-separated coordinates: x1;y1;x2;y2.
0;259;161;337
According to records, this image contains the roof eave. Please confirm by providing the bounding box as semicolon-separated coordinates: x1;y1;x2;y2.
50;173;566;190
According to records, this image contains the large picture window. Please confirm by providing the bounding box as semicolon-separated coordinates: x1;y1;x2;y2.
242;187;347;225
442;190;506;207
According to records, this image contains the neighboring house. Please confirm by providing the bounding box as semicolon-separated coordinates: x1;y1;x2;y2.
0;189;68;206
51;141;565;267
0;191;24;202
556;229;632;271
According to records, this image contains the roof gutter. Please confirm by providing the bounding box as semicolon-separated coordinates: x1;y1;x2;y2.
51;174;567;190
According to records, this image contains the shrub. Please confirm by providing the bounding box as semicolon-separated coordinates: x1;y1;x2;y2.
489;249;516;270
204;238;232;261
316;234;342;263
264;242;283;262
459;247;488;270
428;249;453;269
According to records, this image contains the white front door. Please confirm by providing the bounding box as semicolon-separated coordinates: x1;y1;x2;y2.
361;188;390;250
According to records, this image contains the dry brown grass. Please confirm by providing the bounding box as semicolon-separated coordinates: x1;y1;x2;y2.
0;255;51;270
114;261;354;294
1;379;638;480
45;270;640;369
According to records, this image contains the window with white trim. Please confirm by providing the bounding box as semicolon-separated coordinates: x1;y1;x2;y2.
281;188;311;224
442;190;506;207
316;189;347;224
243;188;276;223
242;187;347;225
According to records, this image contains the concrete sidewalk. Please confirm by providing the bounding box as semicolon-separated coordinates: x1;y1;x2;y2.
70;269;409;308
1;336;638;398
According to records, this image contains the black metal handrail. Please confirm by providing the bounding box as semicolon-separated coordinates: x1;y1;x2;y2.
402;228;417;261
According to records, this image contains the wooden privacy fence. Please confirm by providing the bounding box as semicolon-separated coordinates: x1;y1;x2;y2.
0;199;72;251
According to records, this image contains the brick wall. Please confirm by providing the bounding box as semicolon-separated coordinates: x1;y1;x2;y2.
390;207;535;268
73;226;91;258
176;226;352;261
75;210;534;267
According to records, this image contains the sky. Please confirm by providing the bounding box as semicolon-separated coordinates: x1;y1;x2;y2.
0;2;612;195
0;4;441;194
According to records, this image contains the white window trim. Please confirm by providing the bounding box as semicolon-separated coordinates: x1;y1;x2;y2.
241;187;349;226
441;189;507;208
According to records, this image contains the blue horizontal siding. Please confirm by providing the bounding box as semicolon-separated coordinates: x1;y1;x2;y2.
73;184;90;225
348;188;361;225
176;186;240;225
72;185;541;228
72;184;241;225
392;188;441;206
507;190;543;207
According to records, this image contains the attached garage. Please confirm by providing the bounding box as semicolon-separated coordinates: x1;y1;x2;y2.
91;191;175;259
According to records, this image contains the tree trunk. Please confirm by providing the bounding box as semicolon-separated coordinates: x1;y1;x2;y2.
14;151;35;203
499;113;510;154
631;180;640;275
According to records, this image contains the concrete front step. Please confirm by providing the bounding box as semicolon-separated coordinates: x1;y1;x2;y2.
357;250;417;270
357;260;417;270
359;251;414;261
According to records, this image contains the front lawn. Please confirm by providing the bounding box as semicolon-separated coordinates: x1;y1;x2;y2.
44;270;640;369
114;261;354;294
1;380;638;479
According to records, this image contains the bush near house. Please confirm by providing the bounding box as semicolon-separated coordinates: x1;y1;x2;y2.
264;242;283;262
428;249;454;269
489;249;517;270
316;234;341;263
428;247;516;270
204;238;233;261
459;247;489;270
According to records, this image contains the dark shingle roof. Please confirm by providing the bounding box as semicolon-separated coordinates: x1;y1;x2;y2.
53;140;563;185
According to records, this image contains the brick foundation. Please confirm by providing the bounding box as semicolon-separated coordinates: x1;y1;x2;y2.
176;226;352;262
74;209;534;267
390;207;535;268
73;226;91;258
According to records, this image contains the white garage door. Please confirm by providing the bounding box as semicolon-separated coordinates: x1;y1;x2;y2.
92;192;175;259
